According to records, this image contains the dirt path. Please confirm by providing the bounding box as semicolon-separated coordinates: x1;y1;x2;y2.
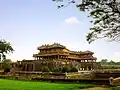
80;87;109;90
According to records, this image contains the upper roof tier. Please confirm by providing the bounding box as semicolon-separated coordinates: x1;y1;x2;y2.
37;43;94;54
69;50;94;54
37;43;66;50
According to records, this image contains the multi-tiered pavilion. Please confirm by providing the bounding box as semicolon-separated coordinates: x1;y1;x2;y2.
17;43;97;72
33;43;96;63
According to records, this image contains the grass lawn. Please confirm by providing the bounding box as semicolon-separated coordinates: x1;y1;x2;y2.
0;79;96;90
110;87;120;90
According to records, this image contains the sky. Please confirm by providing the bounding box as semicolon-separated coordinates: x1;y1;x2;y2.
0;0;120;62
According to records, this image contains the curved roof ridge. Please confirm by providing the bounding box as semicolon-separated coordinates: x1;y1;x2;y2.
38;43;66;49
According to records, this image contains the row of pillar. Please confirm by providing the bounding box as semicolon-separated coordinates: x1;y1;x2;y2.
79;66;93;71
80;60;96;63
34;55;68;60
24;63;35;71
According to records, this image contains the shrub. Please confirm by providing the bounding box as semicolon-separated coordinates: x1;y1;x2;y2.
41;67;50;72
51;68;59;72
62;67;71;73
2;59;12;72
70;67;78;72
4;68;10;72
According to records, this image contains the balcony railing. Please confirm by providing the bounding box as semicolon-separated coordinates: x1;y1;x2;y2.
38;52;69;55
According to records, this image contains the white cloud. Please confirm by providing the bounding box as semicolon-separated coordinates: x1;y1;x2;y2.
64;17;80;25
112;52;120;62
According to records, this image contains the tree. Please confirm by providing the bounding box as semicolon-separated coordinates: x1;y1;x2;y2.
0;39;14;61
108;60;116;65
53;0;120;43
116;62;120;65
2;59;12;72
100;59;108;64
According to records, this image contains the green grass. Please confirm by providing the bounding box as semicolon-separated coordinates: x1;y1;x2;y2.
102;65;120;69
0;79;95;90
110;87;120;90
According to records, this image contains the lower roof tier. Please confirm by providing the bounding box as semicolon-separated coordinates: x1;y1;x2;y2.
33;54;69;57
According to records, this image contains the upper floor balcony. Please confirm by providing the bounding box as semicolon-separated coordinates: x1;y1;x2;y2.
33;51;69;56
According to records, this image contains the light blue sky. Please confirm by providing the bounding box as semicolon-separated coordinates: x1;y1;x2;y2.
0;0;120;62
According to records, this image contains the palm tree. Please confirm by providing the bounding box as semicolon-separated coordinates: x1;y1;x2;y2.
0;39;14;61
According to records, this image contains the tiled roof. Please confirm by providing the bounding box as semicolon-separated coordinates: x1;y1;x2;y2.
37;43;66;49
69;50;93;54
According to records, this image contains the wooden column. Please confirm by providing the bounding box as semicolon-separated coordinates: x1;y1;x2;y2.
86;60;88;62
58;55;59;60
25;64;28;71
32;64;35;71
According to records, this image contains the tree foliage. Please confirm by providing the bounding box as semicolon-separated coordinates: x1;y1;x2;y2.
42;66;50;72
101;59;108;64
62;67;71;73
2;59;12;72
70;67;78;72
0;39;14;60
53;0;120;43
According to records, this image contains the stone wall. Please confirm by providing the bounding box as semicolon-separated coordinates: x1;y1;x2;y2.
12;71;94;80
93;69;120;80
